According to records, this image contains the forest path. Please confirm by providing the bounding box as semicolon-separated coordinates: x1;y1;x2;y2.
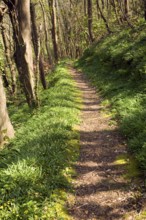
68;67;143;220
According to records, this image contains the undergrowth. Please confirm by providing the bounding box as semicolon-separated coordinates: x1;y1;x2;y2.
0;62;80;219
76;24;146;173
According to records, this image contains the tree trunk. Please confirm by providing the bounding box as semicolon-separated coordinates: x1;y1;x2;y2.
111;0;121;25
1;23;17;94
0;73;14;145
55;0;66;58
101;0;105;9
87;0;94;42
118;0;133;28
2;69;9;89
30;3;47;90
4;0;38;107
143;0;146;20
84;0;87;16
96;0;112;34
124;0;129;17
39;56;47;90
49;0;59;61
39;0;53;65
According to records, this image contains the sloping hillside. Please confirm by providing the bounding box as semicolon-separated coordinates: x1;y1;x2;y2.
77;25;146;171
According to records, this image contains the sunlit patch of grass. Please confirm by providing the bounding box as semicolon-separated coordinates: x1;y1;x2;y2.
114;154;128;165
136;211;146;220
126;157;140;179
101;99;110;107
115;154;140;179
0;62;80;219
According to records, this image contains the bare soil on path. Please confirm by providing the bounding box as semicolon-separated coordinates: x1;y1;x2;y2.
68;67;145;220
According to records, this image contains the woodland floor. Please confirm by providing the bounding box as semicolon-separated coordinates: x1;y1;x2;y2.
67;67;146;220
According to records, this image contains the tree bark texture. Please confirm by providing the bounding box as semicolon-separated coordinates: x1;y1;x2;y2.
4;0;37;107
0;73;14;145
30;3;47;90
1;23;17;94
87;0;94;42
39;0;53;65
49;0;59;61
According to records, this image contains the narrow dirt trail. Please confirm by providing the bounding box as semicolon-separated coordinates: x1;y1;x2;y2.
68;67;143;220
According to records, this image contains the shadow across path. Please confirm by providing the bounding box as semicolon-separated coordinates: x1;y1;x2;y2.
68;67;141;220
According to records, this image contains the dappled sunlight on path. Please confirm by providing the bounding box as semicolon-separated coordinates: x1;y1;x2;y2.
68;68;142;220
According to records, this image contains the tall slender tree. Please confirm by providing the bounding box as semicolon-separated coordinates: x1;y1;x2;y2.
48;0;59;61
30;2;47;90
96;0;111;33
39;0;53;65
87;0;94;42
143;0;146;20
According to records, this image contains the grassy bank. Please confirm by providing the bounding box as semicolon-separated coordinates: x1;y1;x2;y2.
76;25;146;173
0;63;80;219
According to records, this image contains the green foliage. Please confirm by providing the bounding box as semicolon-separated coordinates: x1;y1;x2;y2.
76;25;146;172
0;63;80;219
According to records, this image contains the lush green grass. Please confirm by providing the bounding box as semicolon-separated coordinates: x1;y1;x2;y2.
0;62;80;219
76;25;146;172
